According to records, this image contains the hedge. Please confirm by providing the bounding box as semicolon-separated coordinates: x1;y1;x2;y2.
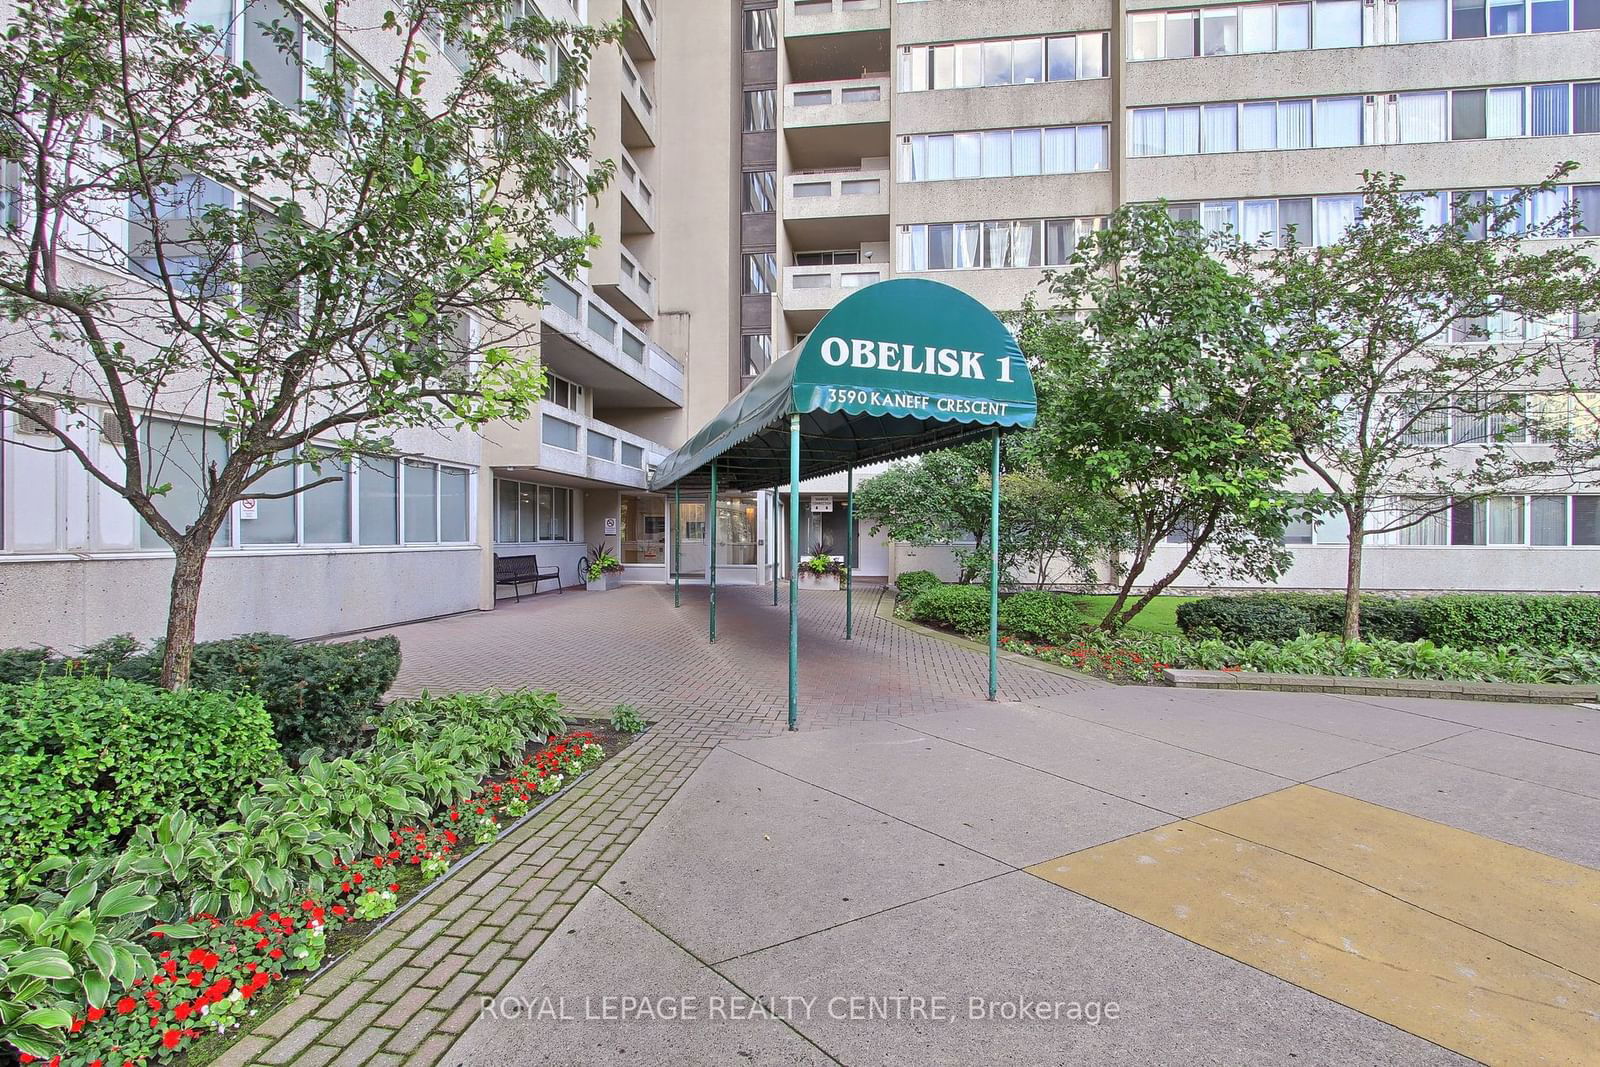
997;590;1083;645
0;676;278;880
893;569;944;603
0;632;401;757
1175;593;1599;650
904;583;990;638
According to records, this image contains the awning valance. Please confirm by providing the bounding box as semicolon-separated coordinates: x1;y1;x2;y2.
649;279;1037;491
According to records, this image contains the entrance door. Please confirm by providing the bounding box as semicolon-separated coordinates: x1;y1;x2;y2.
674;498;707;578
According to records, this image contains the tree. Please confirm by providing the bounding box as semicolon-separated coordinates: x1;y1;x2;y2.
852;436;1120;586
1018;205;1305;631
1243;168;1600;640
0;0;621;685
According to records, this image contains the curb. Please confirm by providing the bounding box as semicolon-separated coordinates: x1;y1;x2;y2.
1161;668;1600;706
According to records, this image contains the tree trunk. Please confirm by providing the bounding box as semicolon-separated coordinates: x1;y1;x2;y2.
1342;524;1365;643
159;539;210;689
1099;549;1148;630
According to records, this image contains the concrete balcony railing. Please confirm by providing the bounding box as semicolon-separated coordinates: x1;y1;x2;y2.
533;401;668;490
620;51;657;146
622;0;657;60
614;246;657;319
783;168;889;221
783;76;889;129
784;0;887;36
782;263;885;313
617;147;656;233
540;272;683;407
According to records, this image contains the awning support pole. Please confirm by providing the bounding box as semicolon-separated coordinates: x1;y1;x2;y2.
845;464;854;640
673;483;681;608
788;414;800;731
709;461;718;643
988;427;1000;702
772;488;779;606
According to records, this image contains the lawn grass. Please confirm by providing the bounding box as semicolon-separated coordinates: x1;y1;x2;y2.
1068;594;1198;635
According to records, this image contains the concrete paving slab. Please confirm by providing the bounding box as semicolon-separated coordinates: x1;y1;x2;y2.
1026;688;1392;781
1340;696;1600;754
1411;728;1600;800
448;888;836;1066
1030;817;1599;1067
720;872;1469;1067
598;746;1008;964
886;702;1291;817
1147;687;1473;750
1316;752;1600;869
725;718;1172;866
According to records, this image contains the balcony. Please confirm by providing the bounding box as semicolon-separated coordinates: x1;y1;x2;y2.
783;0;890;83
784;0;887;36
784;76;890;169
617;147;656;234
783;167;891;249
620;51;656;147
539;272;683;408
485;401;668;491
597;245;657;322
622;0;657;60
782;263;885;329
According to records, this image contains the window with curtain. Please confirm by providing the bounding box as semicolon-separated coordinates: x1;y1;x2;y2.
1013;221;1041;266
955;223;982;268
1312;0;1362;45
954;132;981;177
742;252;776;294
1398;0;1449;38
1531;496;1569;545
1314;96;1363;146
1202;104;1238;151
1531;83;1570;134
981;129;1012;176
1241;100;1277;149
1452;89;1487;139
1241;4;1275;49
1278;2;1312;46
1202;200;1238;236
1165;11;1198;56
1078;126;1108;169
927;223;955;269
1453;0;1488;35
1166;107;1201;154
1045;219;1078;264
1043;127;1075;172
1077;33;1107;78
1397;92;1447;142
1573;184;1600;233
900;46;928;91
1242;199;1278;243
1277;98;1313;148
900;137;926;181
983;221;1011;267
1486;87;1525;136
1129;13;1161;58
1012;128;1042;175
1488;0;1526;32
743;7;776;50
1132;110;1166;156
956;42;983;86
932;45;956;89
742;89;774;131
742;170;776;212
1576;82;1600;133
1314;196;1360;244
1574;496;1600;544
900;226;926;270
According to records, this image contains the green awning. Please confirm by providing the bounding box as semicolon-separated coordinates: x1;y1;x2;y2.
649;279;1037;491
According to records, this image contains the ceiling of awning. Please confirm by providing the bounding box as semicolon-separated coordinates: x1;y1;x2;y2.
649;279;1037;493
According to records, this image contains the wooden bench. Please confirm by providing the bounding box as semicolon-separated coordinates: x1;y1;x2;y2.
494;553;564;601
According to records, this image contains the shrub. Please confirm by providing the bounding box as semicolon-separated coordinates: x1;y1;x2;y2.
0;677;279;882
0;633;402;757
1417;594;1600;651
998;590;1083;644
904;583;990;638
1176;596;1318;642
893;570;943;602
610;703;647;733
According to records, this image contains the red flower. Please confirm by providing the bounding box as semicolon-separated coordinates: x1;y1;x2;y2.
387;883;399;892
116;996;137;1015
86;1006;105;1022
269;948;284;960
69;1018;84;1033
163;1029;182;1050
174;1002;192;1022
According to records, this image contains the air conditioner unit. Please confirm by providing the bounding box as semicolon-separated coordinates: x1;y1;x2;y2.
14;400;55;436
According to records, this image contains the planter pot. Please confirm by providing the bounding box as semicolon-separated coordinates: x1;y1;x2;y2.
798;571;841;591
585;571;622;591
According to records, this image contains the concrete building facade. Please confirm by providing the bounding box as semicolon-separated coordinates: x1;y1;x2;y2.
2;0;1597;652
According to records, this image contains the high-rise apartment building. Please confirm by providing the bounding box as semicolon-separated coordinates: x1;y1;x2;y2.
2;0;1597;652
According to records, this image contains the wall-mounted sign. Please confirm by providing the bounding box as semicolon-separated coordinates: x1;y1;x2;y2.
604;516;619;534
238;498;257;521
810;497;834;513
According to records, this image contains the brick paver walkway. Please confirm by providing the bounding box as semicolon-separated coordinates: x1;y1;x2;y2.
222;585;1096;1066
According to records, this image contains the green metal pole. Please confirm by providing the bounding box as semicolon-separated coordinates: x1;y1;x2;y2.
709;461;718;643
788;414;800;731
845;464;854;640
673;483;680;608
988;428;1000;702
772;488;779;606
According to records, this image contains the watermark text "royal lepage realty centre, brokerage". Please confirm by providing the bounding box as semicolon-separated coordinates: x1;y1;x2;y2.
480;994;1122;1025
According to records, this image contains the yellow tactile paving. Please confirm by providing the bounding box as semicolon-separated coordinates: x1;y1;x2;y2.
1195;785;1600;983
1026;788;1600;1067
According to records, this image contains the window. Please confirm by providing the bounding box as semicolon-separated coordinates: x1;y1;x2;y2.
903;216;1103;271
241;456;297;545
1451;496;1525;544
542;414;579;451
743;89;775;131
1045;35;1075;80
1202;8;1240;54
902;33;1107;92
1581;0;1600;27
1531;495;1568;545
1451;89;1487;140
1278;2;1311;46
1574;184;1600;233
546;374;581;411
620;493;666;563
1577;82;1600;133
496;479;573;543
1398;0;1449;39
1165;11;1198;56
1397;92;1448;143
743;7;776;50
138;419;231;548
1532;83;1570;135
127;175;235;297
1129;13;1161;59
402;460;437;543
1314;96;1362;146
743;252;776;294
301;457;351;543
587;429;616;462
1489;0;1526;32
1487;86;1525;137
741;333;772;378
1312;0;1361;46
1532;0;1571;29
620;442;645;469
1575;496;1600;545
242;0;304;107
1241;4;1276;49
1453;0;1488;35
358;456;399;545
439;467;469;542
1203;104;1238;152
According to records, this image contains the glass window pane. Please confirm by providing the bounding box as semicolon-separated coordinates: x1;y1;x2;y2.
927;134;954;180
927;223;954;270
900;45;927;91
1013;220;1042;266
1579;0;1600;27
953;131;981;177
981;129;1012;176
1280;197;1313;242
982;40;1012;85
1241;100;1277;149
496;479;518;542
1453;0;1487;36
1202;8;1240;54
542;414;579;450
1202;200;1238;236
301;457;350;543
1166;106;1201;154
1242;199;1278;243
1011;128;1042;174
743;89;774;131
1046;36;1076;80
1573;184;1600;233
1489;0;1527;33
1128;15;1161;60
1012;38;1044;83
1487;496;1525;544
932;45;955;89
1132;109;1165;156
1486;86;1525;137
1532;83;1570;135
1573;496;1600;544
1277;2;1311;47
440;467;469;542
518;483;537;542
240;457;296;545
953;222;982;268
1531;0;1570;28
242;0;303;107
1398;0;1449;39
358;456;398;545
1575;82;1600;133
1278;98;1313;147
1315;195;1361;244
956;42;982;86
1241;4;1276;49
1452;89;1488;139
1397;91;1448;142
1078;125;1108;169
1314;96;1363;146
403;461;437;543
1203;104;1238;152
1313;0;1362;45
983;221;1011;267
1164;11;1197;57
1044;219;1078;265
587;430;615;461
1042;127;1074;173
1078;32;1106;78
742;170;776;212
537;486;554;540
1530;495;1567;544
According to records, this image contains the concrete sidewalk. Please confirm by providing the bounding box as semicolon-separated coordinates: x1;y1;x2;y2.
449;688;1600;1066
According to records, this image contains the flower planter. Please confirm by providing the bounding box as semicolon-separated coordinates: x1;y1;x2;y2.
585;571;621;591
798;571;841;591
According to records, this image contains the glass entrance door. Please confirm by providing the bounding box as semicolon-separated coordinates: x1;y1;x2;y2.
674;497;707;578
